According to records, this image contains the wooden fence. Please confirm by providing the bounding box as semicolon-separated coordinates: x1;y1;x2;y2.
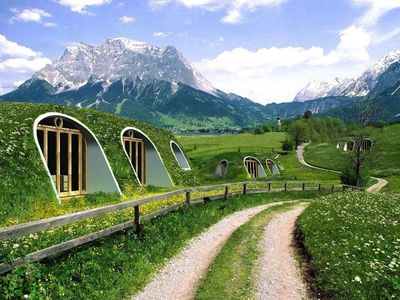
0;181;362;275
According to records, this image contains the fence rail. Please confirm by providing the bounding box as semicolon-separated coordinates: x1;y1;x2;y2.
0;180;363;275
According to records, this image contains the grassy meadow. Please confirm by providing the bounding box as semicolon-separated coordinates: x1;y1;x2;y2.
298;192;400;299
178;132;340;184
303;123;400;191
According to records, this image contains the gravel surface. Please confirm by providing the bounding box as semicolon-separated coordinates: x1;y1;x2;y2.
132;201;291;300
255;206;308;300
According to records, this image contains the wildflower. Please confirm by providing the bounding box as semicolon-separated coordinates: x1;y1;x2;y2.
354;276;362;283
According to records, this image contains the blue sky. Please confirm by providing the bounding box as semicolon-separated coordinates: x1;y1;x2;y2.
0;0;399;103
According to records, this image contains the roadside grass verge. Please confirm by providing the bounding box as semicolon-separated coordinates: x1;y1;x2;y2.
297;192;400;299
0;191;327;300
195;202;300;299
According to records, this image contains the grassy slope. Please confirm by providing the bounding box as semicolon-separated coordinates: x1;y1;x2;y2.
195;202;298;299
0;102;197;225
298;192;400;299
178;133;340;184
303;123;400;191
0;192;327;300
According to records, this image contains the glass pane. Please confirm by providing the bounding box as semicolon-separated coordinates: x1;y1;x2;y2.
37;130;44;153
60;133;69;192
47;131;57;176
71;134;79;191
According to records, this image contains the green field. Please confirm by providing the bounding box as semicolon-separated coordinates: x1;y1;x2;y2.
303;123;400;191
298;192;400;298
178;132;340;184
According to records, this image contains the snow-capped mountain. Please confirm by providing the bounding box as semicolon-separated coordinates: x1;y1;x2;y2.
35;37;215;94
342;50;400;97
293;78;354;102
294;50;400;101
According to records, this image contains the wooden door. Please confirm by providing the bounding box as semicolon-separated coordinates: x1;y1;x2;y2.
124;137;146;185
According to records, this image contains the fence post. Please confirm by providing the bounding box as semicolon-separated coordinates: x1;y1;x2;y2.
224;186;229;200
243;183;247;195
332;184;335;192
134;206;141;236
302;183;305;191
185;191;191;205
318;183;321;191
284;183;287;191
268;182;271;192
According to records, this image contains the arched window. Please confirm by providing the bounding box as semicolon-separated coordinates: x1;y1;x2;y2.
170;141;191;170
215;160;228;177
244;156;267;178
122;128;173;187
35;113;121;200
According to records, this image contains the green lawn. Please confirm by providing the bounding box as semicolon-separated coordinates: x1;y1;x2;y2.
303;123;400;191
0;191;327;300
298;192;400;299
178;132;340;184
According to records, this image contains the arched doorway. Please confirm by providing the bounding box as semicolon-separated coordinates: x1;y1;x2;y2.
170;141;191;170
362;139;372;151
266;159;280;175
35;113;121;200
215;160;228;177
122;128;173;187
243;157;267;178
344;140;355;152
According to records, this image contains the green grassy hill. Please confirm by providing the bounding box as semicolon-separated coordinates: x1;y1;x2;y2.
0;102;197;225
178;133;340;184
303;123;400;191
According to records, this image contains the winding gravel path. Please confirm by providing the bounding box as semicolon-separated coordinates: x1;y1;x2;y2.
297;143;388;193
133;201;292;300
255;206;308;300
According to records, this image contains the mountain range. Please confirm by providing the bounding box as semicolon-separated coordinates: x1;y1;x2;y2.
1;38;400;130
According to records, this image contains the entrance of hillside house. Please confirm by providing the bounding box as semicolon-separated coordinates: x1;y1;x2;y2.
123;131;146;185
37;117;87;198
245;158;259;178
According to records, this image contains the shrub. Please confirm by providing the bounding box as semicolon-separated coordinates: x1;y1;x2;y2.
340;163;369;186
282;137;295;151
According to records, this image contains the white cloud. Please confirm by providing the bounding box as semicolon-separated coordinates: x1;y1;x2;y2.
351;0;400;26
0;35;51;74
0;34;40;58
119;15;135;23
195;26;371;103
55;0;112;14
153;31;169;37
150;0;286;24
117;2;125;7
0;57;51;73
10;8;52;24
44;22;57;27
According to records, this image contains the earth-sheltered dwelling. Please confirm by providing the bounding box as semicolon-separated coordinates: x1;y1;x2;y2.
243;156;267;178
277;161;284;171
122;128;173;187
362;138;373;151
266;159;280;175
0;103;197;207
215;159;228;177
343;140;355;152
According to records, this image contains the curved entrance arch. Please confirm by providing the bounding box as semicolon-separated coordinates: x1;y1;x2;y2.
215;160;228;177
122;128;173;187
34;113;121;202
243;156;267;178
170;141;191;170
362;138;373;151
266;159;280;175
